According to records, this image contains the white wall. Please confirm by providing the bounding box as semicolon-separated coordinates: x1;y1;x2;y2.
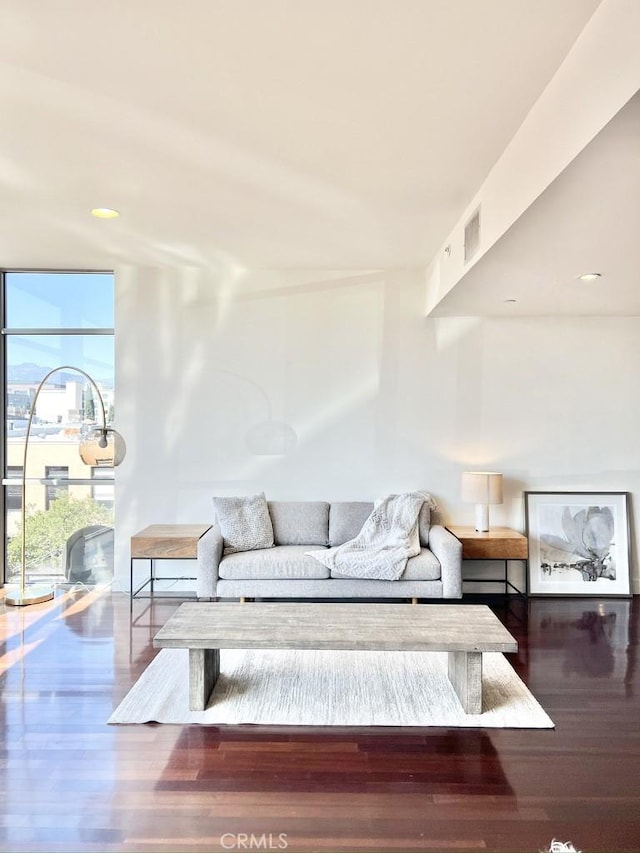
115;266;640;593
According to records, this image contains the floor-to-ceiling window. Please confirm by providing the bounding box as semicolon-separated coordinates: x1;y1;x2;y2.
1;271;115;587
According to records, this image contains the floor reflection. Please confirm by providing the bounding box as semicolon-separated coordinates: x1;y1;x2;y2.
565;610;616;677
532;598;635;692
156;727;517;798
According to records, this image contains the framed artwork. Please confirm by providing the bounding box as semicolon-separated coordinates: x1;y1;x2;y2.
525;491;631;597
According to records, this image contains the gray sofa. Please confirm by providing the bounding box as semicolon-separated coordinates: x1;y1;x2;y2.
196;500;462;601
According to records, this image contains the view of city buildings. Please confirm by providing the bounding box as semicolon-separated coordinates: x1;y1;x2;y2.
4;376;116;584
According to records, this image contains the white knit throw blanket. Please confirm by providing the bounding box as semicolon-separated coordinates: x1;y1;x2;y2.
307;491;434;581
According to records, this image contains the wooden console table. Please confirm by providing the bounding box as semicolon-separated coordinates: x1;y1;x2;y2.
446;526;529;597
130;524;212;601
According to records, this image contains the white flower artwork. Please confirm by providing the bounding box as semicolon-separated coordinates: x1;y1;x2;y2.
525;492;631;597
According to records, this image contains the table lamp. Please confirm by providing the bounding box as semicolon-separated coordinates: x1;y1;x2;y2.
5;365;126;606
461;471;503;532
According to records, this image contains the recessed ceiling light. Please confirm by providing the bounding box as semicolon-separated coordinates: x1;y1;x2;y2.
577;272;602;281
90;207;120;219
504;298;517;303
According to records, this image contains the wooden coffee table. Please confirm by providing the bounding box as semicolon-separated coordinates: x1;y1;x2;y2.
154;602;517;714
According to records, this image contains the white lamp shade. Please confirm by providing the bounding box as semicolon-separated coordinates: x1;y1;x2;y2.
461;472;503;505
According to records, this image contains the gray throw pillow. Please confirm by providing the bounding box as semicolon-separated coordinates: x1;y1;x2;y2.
212;492;274;554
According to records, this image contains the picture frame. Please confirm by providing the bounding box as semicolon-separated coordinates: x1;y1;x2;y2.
524;491;631;597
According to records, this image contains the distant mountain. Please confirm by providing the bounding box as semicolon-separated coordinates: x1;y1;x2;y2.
7;363;114;387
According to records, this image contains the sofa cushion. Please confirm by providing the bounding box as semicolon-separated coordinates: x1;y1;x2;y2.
402;547;441;580
329;502;373;546
268;501;330;546
212;492;274;554
219;545;330;580
329;548;440;581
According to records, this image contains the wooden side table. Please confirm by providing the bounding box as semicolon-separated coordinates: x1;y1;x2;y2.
446;526;529;597
130;524;212;601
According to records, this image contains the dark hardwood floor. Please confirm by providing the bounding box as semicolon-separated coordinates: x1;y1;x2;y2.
0;588;638;853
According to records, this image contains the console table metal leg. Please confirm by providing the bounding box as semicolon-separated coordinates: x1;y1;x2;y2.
189;647;220;711
447;650;482;714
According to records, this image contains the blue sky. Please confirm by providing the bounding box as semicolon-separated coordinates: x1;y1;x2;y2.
5;272;114;381
6;272;114;328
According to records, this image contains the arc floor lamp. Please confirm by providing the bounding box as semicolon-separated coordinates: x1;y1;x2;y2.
5;365;126;607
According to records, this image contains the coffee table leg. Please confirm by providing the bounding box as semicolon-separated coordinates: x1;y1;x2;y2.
189;648;220;711
447;651;482;714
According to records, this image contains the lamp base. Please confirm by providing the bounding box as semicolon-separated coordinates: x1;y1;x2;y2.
475;503;490;533
5;584;54;606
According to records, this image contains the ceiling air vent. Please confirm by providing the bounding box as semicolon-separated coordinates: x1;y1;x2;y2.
464;207;481;263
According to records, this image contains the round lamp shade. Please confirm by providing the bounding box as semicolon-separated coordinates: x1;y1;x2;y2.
461;471;503;505
79;428;127;467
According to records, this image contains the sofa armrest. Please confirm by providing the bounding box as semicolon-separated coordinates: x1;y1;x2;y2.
196;525;224;599
428;525;463;598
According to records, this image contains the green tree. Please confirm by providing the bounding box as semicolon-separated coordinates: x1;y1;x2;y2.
84;386;96;421
7;494;113;576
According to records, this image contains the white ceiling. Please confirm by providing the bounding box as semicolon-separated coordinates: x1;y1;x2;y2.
431;89;640;316
0;0;602;272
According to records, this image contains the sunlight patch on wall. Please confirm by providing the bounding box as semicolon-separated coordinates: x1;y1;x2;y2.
434;316;482;351
294;373;380;445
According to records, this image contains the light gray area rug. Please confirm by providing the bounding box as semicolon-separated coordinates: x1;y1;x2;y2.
109;648;553;728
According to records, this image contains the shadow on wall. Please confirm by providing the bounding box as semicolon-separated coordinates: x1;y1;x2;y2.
216;368;298;456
